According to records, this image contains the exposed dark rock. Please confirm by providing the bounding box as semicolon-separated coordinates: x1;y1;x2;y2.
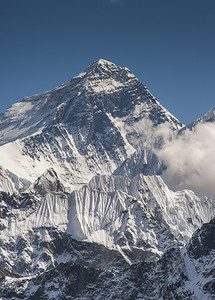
187;218;215;259
33;168;65;197
0;191;38;209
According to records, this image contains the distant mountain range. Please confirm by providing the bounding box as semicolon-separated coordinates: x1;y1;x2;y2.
0;59;214;299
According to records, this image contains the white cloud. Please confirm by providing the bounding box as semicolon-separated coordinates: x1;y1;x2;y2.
124;118;155;148
124;115;215;196
157;122;215;196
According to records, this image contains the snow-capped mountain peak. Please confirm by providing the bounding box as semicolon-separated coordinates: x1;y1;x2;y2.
0;60;182;189
84;58;121;72
74;58;133;81
0;60;215;299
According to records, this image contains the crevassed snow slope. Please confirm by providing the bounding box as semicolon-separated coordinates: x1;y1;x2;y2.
71;174;215;244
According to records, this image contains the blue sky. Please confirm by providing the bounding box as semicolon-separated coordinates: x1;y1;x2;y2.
1;0;215;124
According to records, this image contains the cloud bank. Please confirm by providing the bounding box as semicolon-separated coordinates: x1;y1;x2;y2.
124;114;215;197
157;122;215;197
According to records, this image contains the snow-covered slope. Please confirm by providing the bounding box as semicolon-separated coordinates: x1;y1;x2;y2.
0;166;30;194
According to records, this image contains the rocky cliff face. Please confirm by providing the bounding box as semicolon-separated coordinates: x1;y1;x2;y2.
0;59;214;299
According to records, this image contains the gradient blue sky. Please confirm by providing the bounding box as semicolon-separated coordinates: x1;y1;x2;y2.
1;0;215;124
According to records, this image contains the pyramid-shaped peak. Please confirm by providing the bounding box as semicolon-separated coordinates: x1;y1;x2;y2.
95;58;114;65
75;58;135;83
83;58;129;74
91;58;118;67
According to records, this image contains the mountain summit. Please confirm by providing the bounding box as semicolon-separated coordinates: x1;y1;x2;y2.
0;59;182;144
80;58;127;76
0;59;182;189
